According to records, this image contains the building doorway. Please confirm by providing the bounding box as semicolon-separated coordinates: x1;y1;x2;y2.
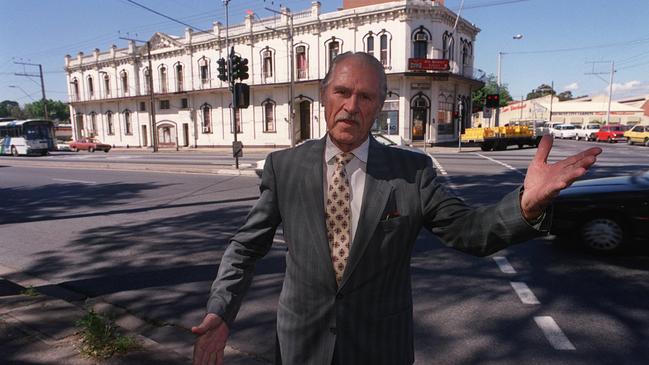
298;100;311;142
410;93;430;141
157;122;177;148
142;125;148;146
182;123;189;147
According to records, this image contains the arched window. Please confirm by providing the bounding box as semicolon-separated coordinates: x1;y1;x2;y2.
123;109;132;135
159;65;168;93
295;45;308;80
326;38;342;69
412;28;429;58
143;68;150;94
443;32;455;61
262;48;273;78
366;34;374;57
175;63;184;92
437;93;454;135
87;76;95;98
89;112;97;134
71;78;79;101
202;104;212;133
198;57;210;84
379;33;390;67
106;111;114;135
103;74;111;97
262;100;276;132
120;70;129;96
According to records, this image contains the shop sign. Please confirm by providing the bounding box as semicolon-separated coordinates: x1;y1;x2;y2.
408;58;450;71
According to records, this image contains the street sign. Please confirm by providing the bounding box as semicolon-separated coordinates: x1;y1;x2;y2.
483;108;492;118
232;141;243;158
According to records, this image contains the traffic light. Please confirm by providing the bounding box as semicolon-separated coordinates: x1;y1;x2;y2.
229;55;250;81
217;58;228;82
238;58;249;80
485;93;500;108
234;83;250;108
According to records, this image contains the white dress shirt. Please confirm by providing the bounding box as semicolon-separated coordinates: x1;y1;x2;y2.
324;135;369;244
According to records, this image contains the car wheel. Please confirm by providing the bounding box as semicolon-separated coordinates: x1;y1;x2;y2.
10;146;18;157
88;147;95;153
104;149;110;153
72;147;79;152
644;138;649;147
580;217;625;253
575;135;580;141
607;137;613;143
627;138;633;145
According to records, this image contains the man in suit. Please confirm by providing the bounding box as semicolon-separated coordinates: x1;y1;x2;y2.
192;52;601;365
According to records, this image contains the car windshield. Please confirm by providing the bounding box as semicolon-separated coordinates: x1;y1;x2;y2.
586;124;600;129
24;123;52;140
564;125;575;130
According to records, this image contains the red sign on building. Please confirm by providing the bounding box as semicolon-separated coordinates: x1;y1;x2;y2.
408;58;450;71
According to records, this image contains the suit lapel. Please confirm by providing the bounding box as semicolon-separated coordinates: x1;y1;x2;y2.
297;137;337;286
340;137;393;289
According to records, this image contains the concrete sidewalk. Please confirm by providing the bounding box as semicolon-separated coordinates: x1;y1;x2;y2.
0;271;269;365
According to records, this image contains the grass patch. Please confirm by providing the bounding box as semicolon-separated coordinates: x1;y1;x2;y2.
21;285;40;297
76;310;140;359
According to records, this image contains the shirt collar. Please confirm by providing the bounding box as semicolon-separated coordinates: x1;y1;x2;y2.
325;134;370;164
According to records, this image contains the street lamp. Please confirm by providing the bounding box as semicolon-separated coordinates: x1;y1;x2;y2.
495;34;523;126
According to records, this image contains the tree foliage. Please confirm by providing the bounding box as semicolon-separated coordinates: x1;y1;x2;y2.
526;83;556;100
557;90;574;101
0;100;20;118
471;74;513;112
0;99;69;121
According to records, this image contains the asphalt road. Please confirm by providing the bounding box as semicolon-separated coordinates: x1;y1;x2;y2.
1;138;648;364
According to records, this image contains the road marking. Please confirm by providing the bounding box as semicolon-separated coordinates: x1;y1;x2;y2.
493;256;516;274
475;153;524;175
427;154;448;175
510;281;540;304
534;316;576;350
51;178;97;185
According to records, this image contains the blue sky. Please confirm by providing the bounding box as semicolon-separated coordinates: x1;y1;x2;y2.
1;0;648;106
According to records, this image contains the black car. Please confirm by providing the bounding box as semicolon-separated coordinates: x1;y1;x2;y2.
551;171;649;253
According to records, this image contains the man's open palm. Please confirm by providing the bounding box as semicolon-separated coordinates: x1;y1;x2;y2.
192;313;229;365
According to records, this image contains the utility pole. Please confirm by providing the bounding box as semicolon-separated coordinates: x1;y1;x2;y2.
548;81;554;122
265;6;295;147
495;52;503;127
585;60;615;125
14;61;48;118
120;36;158;152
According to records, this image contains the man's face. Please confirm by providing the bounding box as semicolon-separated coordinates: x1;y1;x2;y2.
322;57;383;152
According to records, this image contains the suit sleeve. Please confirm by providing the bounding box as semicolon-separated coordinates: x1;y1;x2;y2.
419;158;546;257
207;153;282;326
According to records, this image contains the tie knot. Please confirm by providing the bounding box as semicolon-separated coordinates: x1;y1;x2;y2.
335;152;353;166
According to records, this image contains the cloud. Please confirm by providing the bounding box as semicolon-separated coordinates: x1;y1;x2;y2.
611;80;643;93
563;82;579;91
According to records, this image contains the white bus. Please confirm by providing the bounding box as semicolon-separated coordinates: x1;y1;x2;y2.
0;119;55;156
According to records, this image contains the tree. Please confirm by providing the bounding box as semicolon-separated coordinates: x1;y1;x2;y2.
557;90;574;101
23;99;69;121
526;83;556;100
472;74;513;111
0;100;19;117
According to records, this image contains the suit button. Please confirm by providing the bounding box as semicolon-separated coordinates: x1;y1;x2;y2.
336;293;343;300
329;327;337;335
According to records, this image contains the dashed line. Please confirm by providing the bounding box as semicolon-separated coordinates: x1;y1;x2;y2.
510;281;540;305
475;153;524;175
534;316;576;350
493;256;517;274
427;154;448;175
51;178;97;185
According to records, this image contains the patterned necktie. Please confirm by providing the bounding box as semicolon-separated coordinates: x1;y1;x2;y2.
326;152;354;286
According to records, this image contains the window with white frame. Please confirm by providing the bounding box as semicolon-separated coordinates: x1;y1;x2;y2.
199;57;210;84
87;76;94;98
296;45;307;79
89;112;97;134
262;100;275;132
328;40;340;68
71;78;79;101
106;111;114;135
103;74;110;97
120;70;129;96
143;68;150;94
413;28;429;58
461;39;472;73
262;49;273;78
437;93;454;135
159;65;168;93
366;34;374;57
202;104;212;133
443;31;455;61
124;109;132;135
176;63;184;92
380;33;389;66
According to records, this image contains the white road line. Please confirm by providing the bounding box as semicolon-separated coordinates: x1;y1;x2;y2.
427;154;448;175
51;178;97;185
475;153;524;175
534;316;576;350
510;281;540;304
493;256;517;274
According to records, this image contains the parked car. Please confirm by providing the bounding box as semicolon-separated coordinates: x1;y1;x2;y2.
551;170;649;253
544;122;562;136
624;124;649;146
56;142;72;151
551;124;577;139
575;123;601;141
69;137;111;152
595;124;628;143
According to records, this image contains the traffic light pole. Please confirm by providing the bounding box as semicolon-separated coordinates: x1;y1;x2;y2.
223;0;239;169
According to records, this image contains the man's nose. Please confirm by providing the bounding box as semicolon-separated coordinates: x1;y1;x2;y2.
344;94;361;114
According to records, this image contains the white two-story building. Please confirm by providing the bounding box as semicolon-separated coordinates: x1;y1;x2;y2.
65;0;483;148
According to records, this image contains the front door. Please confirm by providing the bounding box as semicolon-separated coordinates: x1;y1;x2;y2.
142;125;148;146
299;100;311;142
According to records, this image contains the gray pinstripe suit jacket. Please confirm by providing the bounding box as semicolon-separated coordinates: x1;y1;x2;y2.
207;135;543;365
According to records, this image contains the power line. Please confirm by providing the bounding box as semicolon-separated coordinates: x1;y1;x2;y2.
504;36;649;55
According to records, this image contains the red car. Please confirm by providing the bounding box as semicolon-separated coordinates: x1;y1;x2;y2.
595;124;628;143
69;137;111;152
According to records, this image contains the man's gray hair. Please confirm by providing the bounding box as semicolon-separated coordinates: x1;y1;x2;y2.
321;52;387;104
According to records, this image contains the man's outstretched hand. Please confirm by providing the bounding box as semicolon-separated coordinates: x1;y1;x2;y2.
521;134;602;220
192;313;230;365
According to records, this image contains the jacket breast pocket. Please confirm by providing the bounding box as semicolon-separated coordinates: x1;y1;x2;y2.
379;215;410;232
